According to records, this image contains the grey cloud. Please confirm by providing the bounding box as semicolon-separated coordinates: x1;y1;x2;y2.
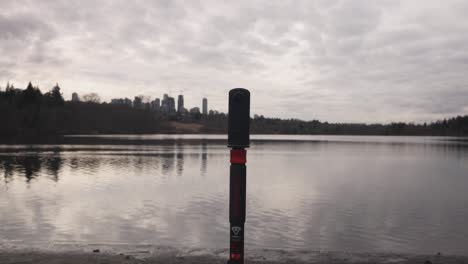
0;13;54;48
0;69;14;81
0;11;60;69
417;90;468;115
324;0;382;38
0;14;38;39
1;0;468;122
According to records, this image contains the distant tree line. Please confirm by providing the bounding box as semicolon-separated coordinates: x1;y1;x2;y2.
248;115;468;136
1;83;468;138
199;113;468;136
0;82;170;138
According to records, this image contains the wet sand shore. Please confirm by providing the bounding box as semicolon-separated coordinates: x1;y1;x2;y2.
1;248;467;264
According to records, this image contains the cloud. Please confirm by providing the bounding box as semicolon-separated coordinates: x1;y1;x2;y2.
0;0;467;122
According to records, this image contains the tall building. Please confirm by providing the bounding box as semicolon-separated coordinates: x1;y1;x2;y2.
161;94;176;113
71;92;80;102
112;98;132;106
151;98;160;111
177;95;184;112
161;94;169;112
202;97;208;115
168;97;176;113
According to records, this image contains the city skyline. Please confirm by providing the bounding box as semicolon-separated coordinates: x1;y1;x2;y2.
1;1;468;123
99;92;209;115
0;81;212;115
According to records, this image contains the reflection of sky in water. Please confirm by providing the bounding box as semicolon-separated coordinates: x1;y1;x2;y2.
1;136;468;255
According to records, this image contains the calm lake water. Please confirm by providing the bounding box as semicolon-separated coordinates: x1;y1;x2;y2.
1;135;468;255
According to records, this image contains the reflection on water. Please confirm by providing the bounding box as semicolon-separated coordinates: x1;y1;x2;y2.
1;136;468;255
1;154;63;184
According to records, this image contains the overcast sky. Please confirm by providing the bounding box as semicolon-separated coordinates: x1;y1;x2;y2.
1;0;468;123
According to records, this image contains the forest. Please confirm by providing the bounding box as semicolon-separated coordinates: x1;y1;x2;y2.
1;83;468;138
0;83;169;138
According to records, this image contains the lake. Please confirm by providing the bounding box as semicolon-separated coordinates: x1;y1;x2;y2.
1;135;468;255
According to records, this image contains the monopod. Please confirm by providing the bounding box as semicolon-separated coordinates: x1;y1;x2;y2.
227;88;250;264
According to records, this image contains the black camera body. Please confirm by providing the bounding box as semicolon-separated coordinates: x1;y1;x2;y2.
228;88;250;148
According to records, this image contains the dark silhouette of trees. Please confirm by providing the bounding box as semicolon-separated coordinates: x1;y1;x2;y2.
0;83;172;138
2;82;468;138
198;113;468;136
61;101;169;134
248;115;468;136
21;82;43;106
82;93;101;103
200;111;227;133
43;83;65;106
133;96;143;109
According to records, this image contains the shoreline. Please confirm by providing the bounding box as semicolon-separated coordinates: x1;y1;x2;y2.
0;134;466;146
1;246;467;264
1;132;465;145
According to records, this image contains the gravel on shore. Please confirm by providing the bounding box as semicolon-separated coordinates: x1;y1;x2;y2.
1;247;467;264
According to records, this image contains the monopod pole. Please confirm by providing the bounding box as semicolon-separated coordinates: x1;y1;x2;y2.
227;88;250;264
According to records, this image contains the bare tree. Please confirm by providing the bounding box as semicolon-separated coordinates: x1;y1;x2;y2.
82;93;101;103
136;95;151;103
